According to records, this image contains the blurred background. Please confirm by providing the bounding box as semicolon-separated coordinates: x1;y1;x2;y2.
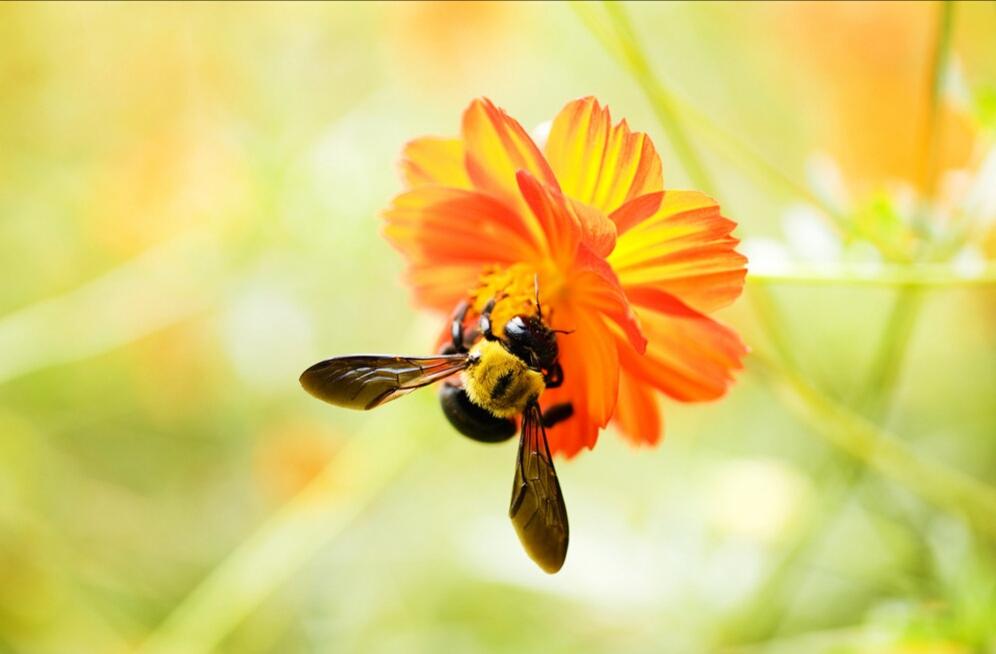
1;2;995;653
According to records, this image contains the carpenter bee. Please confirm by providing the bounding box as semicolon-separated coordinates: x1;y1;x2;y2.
299;294;573;573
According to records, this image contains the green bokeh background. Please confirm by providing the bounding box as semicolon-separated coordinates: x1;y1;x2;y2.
1;2;995;653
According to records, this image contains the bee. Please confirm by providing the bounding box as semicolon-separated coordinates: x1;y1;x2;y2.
299;294;574;573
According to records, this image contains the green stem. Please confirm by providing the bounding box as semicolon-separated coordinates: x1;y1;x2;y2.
136;399;435;654
725;5;958;642
667;95;851;231
747;264;996;288
920;1;955;197
0;228;228;385
723;346;996;650
726;289;926;645
570;1;847;226
599;1;717;196
860;288;925;417
746;280;799;374
754;352;996;541
577;3;988;646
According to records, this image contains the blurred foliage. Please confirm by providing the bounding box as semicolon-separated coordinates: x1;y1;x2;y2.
1;2;995;653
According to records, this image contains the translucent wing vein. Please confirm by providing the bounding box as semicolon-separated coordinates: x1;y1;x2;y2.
299;354;468;410
509;401;569;573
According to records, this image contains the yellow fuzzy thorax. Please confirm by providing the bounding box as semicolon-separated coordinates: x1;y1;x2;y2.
463;339;545;418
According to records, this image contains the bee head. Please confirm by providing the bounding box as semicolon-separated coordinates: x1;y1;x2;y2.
502;313;559;373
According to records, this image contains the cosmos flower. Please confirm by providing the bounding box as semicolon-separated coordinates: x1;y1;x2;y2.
383;97;747;457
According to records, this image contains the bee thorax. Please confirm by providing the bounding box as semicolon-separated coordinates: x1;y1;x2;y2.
463;340;545;419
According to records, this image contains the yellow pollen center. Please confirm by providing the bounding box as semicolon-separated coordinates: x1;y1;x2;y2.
467;263;567;333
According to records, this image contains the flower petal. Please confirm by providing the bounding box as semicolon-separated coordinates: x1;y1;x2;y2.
400;137;471;189
619;288;746;402
384;186;536;263
612;370;662;446
516;170;619;263
514;170;580;267
544;96;663;215
573;247;647;354
405;264;486;312
569;305;620;428
461;98;560;225
540;305;602;458
609;191;663;234
383;186;536;310
515;171;642;363
568;197;617;258
609;190;747;313
540;383;598;459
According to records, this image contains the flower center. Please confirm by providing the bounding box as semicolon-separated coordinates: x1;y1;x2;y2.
467;264;540;333
468;262;571;331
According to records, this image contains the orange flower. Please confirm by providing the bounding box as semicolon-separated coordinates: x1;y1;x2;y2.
384;97;747;457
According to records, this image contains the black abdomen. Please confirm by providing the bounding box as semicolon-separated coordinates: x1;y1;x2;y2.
439;382;517;443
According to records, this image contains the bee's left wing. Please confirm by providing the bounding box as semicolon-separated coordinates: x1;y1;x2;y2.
300;354;468;410
509;401;569;573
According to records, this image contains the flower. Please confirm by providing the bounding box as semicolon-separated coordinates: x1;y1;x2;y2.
383;97;747;457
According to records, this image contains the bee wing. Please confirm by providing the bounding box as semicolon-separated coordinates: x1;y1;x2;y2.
300;354;468;410
509;401;569;573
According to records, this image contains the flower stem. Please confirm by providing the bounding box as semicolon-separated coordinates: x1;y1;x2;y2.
751;352;996;541
746;279;799;374
860;288;924;417
747;263;996;288
577;3;992;645
597;1;718;196
136;398;436;654
570;1;847;226
722;347;996;650
0;228;228;385
919;1;955;197
725;5;959;643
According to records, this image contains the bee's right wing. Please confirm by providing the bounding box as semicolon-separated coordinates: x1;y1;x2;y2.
509;401;569;574
299;354;469;410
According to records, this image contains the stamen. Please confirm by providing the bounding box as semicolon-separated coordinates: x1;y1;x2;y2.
467;263;544;332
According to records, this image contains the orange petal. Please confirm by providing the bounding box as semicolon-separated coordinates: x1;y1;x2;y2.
569;305;620;428
400;137;471;189
516;170;619;264
514;170;579;266
515;176;643;405
568;197;617;258
384;186;536;263
544;275;627;434
461;98;560;231
572;246;646;354
383;186;536;311
405;264;485;313
544;96;663;216
541;395;599;459
609;190;747;313
540;317;600;458
612;370;662;446
609;192;663;234
619;289;746;402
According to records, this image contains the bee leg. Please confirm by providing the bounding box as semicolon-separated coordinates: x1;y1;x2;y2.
544;363;564;389
450;300;471;353
479;297;498;341
542;402;573;428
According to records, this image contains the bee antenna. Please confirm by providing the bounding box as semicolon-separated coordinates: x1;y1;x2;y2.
552;329;574;335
